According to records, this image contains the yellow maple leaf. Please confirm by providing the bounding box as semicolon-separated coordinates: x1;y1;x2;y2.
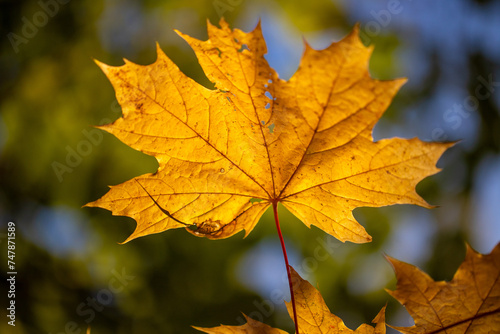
194;267;386;334
85;19;451;243
387;242;500;333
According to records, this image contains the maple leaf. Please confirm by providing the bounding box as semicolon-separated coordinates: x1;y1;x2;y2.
387;242;500;333
85;19;451;243
194;267;387;334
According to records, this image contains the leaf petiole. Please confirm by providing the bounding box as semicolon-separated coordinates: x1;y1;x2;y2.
272;202;299;334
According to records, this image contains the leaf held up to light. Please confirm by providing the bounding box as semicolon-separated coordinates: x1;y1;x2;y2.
85;19;451;243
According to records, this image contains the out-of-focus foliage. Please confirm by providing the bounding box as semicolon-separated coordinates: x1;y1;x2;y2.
0;0;499;333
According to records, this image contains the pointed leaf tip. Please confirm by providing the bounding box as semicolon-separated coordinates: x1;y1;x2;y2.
196;267;387;333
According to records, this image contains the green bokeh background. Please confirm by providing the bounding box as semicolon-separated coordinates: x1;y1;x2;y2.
1;0;499;333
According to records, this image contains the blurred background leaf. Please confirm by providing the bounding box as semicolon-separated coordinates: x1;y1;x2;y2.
0;0;499;333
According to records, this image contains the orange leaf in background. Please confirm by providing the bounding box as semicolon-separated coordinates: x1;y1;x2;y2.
387;242;500;333
194;267;387;334
85;19;451;243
